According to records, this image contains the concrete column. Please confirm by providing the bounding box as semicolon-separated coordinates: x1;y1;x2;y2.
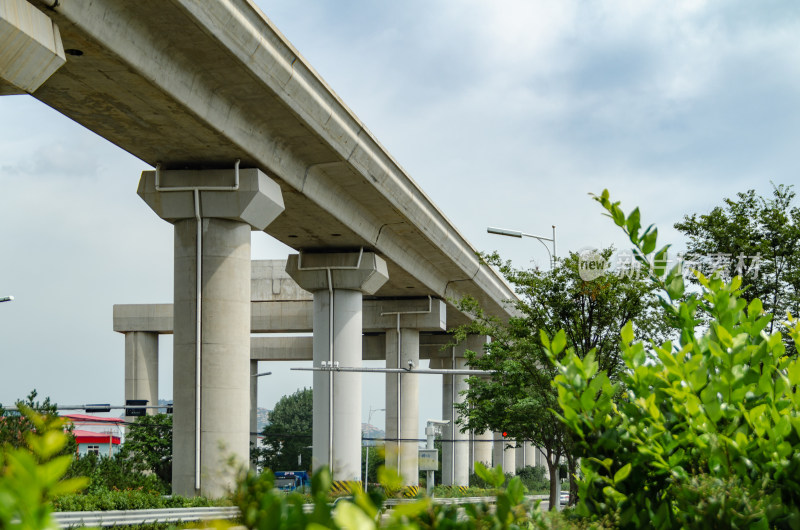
438;335;488;487
516;441;535;472
250;360;259;471
385;328;420;485
436;355;454;485
437;355;470;486
124;331;159;421
286;251;388;482
452;358;470;486
472;430;493;471
138;167;284;498
493;434;517;475
173;218;251;497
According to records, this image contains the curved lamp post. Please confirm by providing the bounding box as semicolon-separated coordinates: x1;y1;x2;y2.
487;226;556;268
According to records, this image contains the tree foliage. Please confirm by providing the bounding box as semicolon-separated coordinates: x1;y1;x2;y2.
0;407;88;529
674;184;800;348
0;390;75;455
256;388;312;472
549;190;800;528
119;413;173;488
453;249;669;509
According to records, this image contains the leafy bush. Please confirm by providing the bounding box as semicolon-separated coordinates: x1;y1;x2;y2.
546;190;800;528
0;407;88;529
52;488;220;511
64;452;167;495
233;463;544;529
516;465;549;492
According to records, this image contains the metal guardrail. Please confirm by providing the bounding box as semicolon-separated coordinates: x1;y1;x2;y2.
52;495;551;527
52;506;240;528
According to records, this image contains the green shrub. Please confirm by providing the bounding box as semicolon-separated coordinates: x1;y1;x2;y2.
64;452;167;495
233;463;543;529
516;465;549;492
52;488;220;511
0;407;88;529
546;190;800;529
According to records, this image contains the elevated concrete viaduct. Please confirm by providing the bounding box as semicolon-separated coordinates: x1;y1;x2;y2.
2;0;517;496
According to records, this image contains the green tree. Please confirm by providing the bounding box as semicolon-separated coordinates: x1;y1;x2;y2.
674;183;800;349
0;389;76;455
549;190;800;527
362;445;385;486
257;388;312;472
454;249;669;510
120;413;172;487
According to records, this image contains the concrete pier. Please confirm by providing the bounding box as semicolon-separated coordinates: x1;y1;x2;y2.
373;298;446;486
138;167;284;497
286;251;388;481
472;429;493;471
494;433;516;474
385;328;420;485
124;331;159;421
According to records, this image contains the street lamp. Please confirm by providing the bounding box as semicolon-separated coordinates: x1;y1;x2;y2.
487;226;556;268
363;406;385;491
0;295;14;303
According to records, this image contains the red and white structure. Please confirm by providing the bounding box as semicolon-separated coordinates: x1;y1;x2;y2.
64;414;124;457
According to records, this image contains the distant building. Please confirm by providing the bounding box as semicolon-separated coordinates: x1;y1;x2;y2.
362;423;386;447
63;414;124;457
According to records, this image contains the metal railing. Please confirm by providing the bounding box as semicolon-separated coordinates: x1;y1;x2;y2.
52;495;550;527
52;506;239;528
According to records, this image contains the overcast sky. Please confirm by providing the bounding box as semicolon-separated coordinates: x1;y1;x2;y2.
1;0;798;436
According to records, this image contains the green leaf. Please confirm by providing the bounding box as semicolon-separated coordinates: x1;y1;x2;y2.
333;501;376;530
666;274;684;300
642;227;657;255
506;476;524;504
627;208;641;240
49;477;90;497
613;463;632;484
389;498;431;518
620;321;634;345
551;329;567;355
611;204;625;227
539;329;551;350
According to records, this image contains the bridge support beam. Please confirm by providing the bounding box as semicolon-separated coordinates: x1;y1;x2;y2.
0;0;66;95
138;167;284;498
286;251;388;482
124;331;159;421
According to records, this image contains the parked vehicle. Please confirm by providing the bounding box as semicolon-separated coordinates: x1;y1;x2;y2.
274;471;311;492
